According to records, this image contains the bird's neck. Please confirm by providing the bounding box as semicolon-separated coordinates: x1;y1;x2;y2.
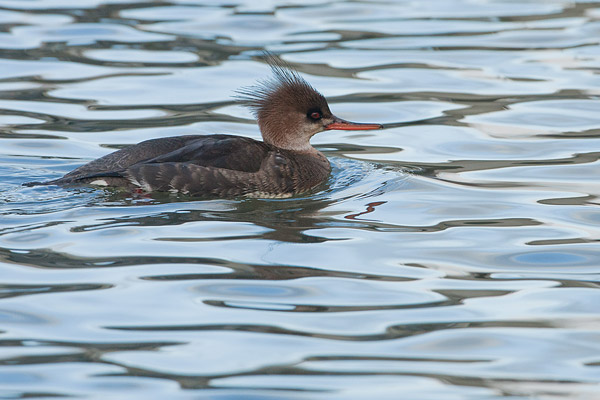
262;130;317;153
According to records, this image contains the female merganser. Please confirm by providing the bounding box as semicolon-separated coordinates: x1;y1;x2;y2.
26;57;382;198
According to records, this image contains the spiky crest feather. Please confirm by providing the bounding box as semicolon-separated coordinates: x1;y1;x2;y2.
235;53;326;117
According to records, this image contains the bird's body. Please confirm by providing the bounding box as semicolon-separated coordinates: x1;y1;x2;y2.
26;55;382;198
49;134;330;198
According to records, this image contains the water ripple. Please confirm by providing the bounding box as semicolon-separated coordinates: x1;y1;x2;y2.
1;0;600;399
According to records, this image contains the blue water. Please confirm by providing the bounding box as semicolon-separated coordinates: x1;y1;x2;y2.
1;1;600;399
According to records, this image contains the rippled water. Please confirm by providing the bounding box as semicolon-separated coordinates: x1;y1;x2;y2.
2;0;600;399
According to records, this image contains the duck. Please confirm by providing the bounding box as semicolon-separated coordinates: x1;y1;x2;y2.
25;56;382;198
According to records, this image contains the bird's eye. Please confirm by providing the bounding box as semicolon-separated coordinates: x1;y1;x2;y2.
309;111;321;120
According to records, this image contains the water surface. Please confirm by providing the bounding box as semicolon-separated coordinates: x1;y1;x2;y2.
1;0;600;399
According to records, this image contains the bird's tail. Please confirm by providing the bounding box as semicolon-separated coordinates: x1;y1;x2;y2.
22;179;59;187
